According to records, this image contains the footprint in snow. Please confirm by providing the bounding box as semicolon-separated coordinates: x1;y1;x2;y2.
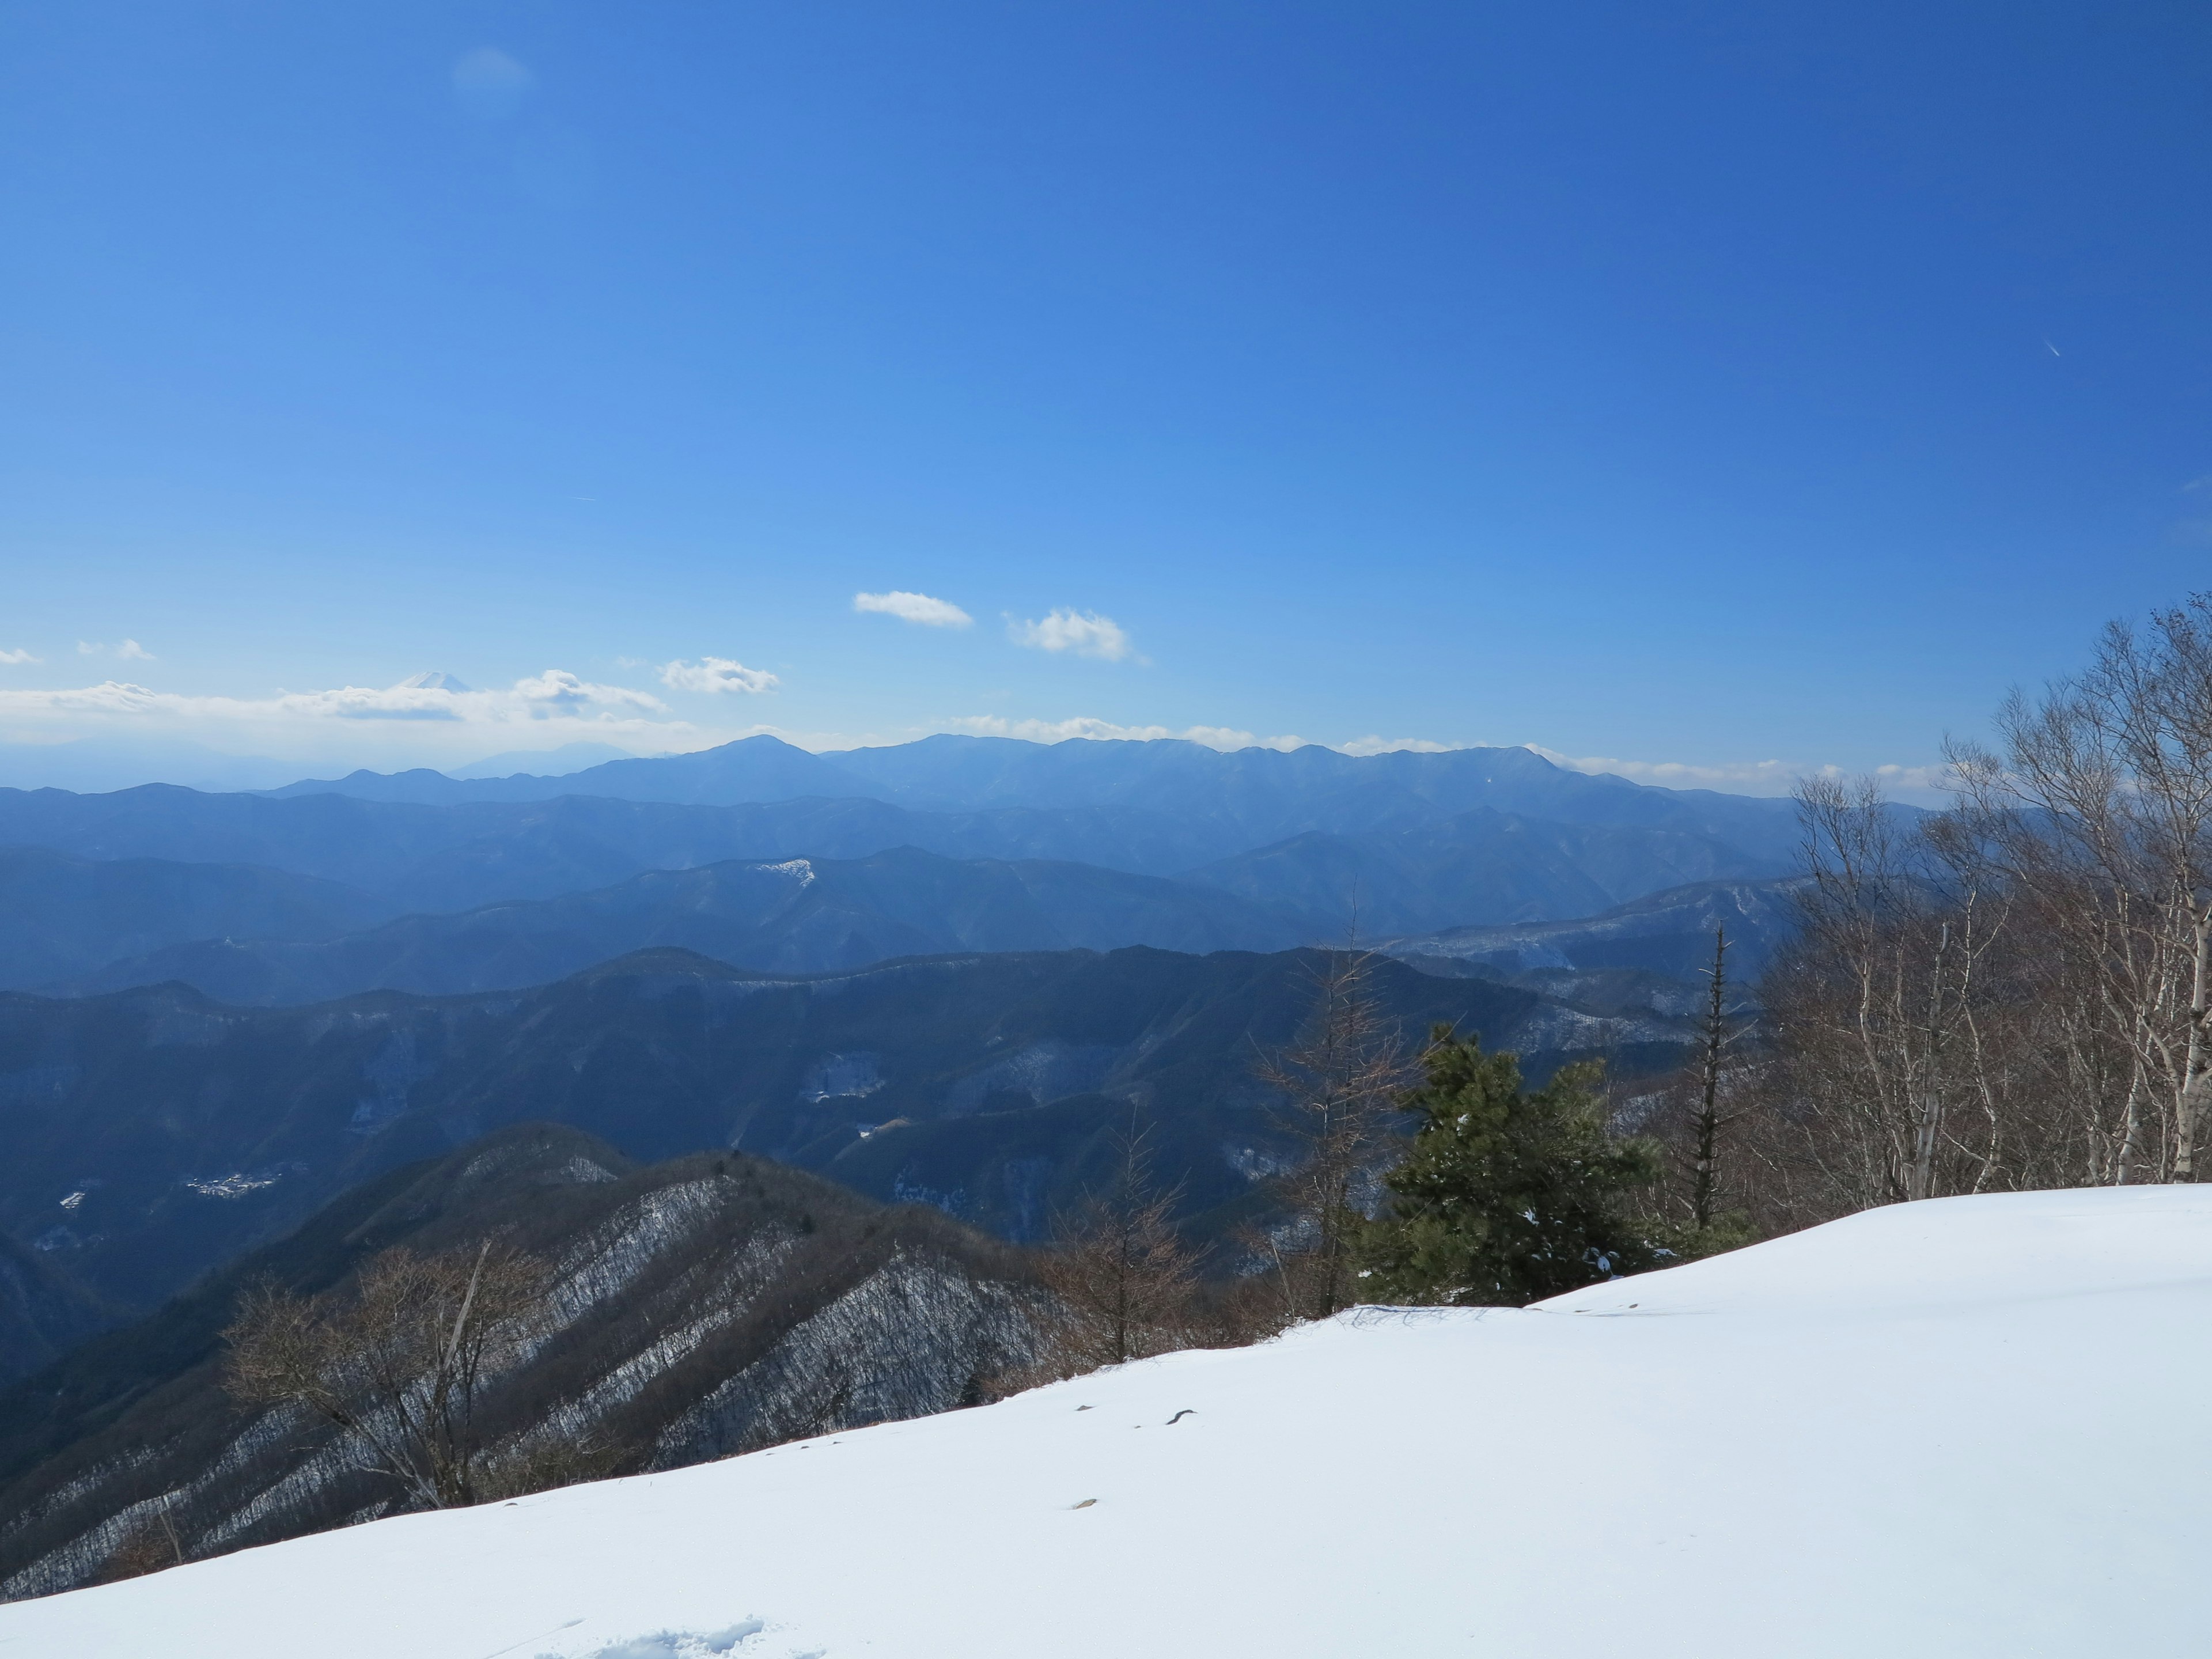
558;1619;804;1659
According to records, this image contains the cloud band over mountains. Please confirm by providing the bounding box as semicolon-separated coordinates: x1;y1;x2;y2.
0;664;1942;798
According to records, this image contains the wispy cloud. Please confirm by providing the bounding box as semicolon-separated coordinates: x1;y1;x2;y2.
0;671;668;733
1340;736;1455;756
1527;745;1950;798
658;657;779;695
947;714;1308;752
1009;609;1133;662
0;649;39;666
452;47;533;120
77;639;153;661
854;590;972;628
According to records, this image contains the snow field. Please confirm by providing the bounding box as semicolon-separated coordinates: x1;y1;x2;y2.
3;1185;2208;1658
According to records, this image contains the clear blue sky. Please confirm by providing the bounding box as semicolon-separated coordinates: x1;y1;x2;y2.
3;2;2208;791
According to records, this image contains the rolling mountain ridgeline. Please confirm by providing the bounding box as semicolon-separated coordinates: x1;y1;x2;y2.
0;785;1237;907
56;847;1318;1005
0;846;397;991
264;733;1808;861
0;735;1821;1001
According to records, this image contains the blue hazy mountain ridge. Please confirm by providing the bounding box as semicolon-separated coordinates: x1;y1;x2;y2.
263;733;873;808
266;734;1805;862
0;788;1238;905
1377;877;1805;982
1179;810;1789;937
445;741;635;781
0;846;397;990
58;847;1319;1005
0;768;1798;944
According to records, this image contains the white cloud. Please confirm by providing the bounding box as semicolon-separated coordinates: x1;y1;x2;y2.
1009;609;1134;662
0;666;895;775
76;639;154;661
1527;745;1951;800
0;671;669;736
0;649;39;665
854;590;972;628
658;657;780;696
1340;736;1456;757
946;715;1309;752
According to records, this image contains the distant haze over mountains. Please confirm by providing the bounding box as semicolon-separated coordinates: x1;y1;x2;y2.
0;735;1811;1000
0;732;1820;1379
263;734;1806;857
0;734;1800;1153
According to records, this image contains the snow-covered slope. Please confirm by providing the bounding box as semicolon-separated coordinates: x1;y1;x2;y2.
7;1187;2209;1658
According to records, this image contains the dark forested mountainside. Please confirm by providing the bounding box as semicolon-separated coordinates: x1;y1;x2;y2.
0;1124;1043;1601
0;1233;110;1387
59;847;1316;1004
0;946;1686;1353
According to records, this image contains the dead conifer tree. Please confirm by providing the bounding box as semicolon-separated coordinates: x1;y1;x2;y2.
1684;925;1749;1230
225;1239;551;1510
1035;1109;1200;1370
1253;949;1416;1323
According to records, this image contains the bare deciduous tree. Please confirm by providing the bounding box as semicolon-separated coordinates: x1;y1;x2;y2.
1756;776;2013;1213
225;1240;551;1511
1948;597;2212;1183
1739;599;2212;1233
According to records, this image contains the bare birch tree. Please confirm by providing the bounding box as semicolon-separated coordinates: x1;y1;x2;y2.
1948;597;2212;1183
1758;777;2012;1212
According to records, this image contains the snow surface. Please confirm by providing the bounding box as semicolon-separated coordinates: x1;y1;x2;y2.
6;1186;2210;1658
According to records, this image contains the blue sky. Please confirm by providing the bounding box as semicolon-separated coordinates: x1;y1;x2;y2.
2;2;2209;793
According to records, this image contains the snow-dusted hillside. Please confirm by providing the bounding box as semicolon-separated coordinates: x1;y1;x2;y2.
7;1187;2207;1658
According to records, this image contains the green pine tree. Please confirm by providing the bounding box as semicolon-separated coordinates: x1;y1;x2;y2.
1359;1028;1662;1306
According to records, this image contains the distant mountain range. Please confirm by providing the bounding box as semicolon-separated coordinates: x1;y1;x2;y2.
266;733;1806;862
0;733;1816;1387
0;846;399;990
55;847;1316;1004
0;736;1810;994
